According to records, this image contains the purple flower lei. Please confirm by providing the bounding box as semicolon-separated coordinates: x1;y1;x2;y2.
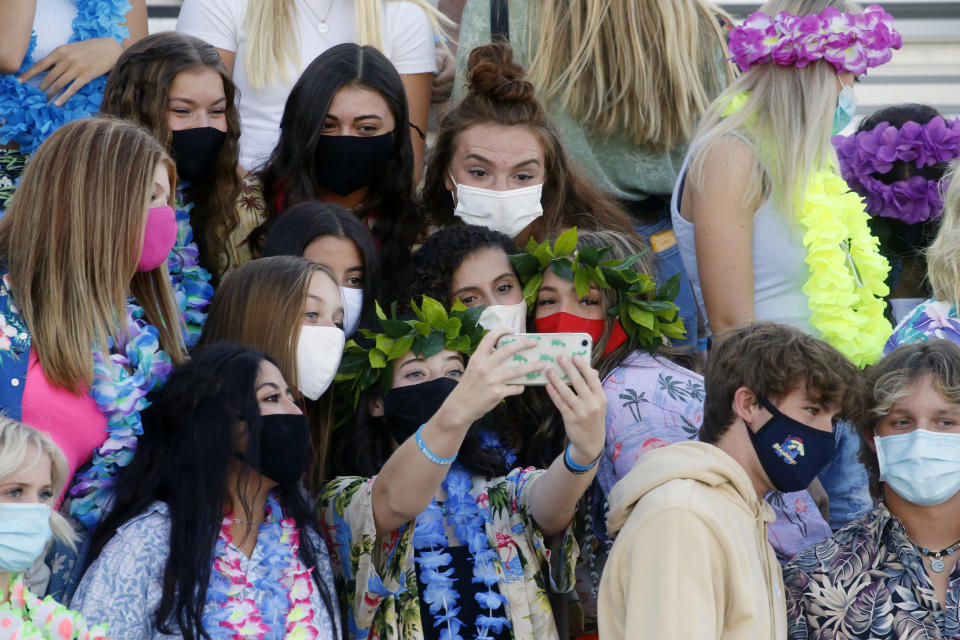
728;4;902;75
833;116;960;224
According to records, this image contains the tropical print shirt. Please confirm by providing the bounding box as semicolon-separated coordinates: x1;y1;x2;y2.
784;503;960;639
599;351;832;562
319;468;578;640
886;298;960;354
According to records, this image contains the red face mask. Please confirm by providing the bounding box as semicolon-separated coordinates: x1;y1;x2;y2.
533;312;628;357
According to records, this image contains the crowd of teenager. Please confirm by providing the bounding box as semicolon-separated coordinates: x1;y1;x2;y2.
1;0;960;638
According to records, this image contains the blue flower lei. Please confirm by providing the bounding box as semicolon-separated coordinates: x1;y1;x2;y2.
203;491;302;638
0;0;130;154
68;304;173;529
413;434;516;640
170;182;214;347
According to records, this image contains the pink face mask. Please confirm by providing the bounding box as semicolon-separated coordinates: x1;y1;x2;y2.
137;205;178;272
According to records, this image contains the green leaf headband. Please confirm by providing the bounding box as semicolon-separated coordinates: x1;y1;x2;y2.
509;227;686;351
334;295;487;406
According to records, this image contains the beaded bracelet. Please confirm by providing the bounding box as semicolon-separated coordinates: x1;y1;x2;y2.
416;424;457;466
563;444;601;474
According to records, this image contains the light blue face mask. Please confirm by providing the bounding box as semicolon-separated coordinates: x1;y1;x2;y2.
875;429;960;506
0;502;52;571
832;83;857;135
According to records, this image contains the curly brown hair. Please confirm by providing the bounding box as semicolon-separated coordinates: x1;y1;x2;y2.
101;32;241;279
420;42;635;239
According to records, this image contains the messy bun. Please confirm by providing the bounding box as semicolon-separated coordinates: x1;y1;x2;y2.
420;42;635;240
466;42;536;104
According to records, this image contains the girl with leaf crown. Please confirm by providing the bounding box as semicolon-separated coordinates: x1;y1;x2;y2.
510;227;836;630
322;294;605;640
670;0;901;530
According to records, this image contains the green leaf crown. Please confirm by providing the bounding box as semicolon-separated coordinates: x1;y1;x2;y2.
334;295;487;405
508;227;686;351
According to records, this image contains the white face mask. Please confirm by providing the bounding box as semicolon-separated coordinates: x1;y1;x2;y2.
340;286;364;338
478;299;527;334
450;174;544;238
296;325;345;400
875;429;960;506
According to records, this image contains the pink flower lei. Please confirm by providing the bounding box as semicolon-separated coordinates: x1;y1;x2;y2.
833;116;960;224
203;493;321;639
728;4;902;74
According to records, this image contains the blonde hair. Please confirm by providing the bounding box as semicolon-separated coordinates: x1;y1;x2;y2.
688;0;860;220
926;158;960;307
0;118;187;391
525;0;735;152
243;0;450;90
0;418;76;547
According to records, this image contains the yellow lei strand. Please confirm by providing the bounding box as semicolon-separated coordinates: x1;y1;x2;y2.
799;169;891;366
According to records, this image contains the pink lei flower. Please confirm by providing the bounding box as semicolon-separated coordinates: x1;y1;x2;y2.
728;4;902;74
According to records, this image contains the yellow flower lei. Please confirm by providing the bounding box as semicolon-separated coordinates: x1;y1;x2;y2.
799;169;891;366
720;91;891;366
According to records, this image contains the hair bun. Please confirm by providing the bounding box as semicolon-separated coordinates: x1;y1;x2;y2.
466;43;535;103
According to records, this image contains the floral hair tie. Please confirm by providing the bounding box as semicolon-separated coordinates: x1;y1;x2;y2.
728;4;902;75
833;116;960;224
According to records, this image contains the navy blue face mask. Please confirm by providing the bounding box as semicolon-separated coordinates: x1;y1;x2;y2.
746;395;836;493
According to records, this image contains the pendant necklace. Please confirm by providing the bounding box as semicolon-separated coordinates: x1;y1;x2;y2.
920;538;960;573
316;0;336;34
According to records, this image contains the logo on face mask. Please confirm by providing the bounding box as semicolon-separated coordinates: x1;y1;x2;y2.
773;436;805;465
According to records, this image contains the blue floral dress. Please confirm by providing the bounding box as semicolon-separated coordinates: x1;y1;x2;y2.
885;298;960;353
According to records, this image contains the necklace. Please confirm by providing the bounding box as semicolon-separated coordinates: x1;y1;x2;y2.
919;538;960;573
204;492;321;638
69;304;174;530
1;573;109;639
311;0;336;35
170;183;214;347
0;0;129;154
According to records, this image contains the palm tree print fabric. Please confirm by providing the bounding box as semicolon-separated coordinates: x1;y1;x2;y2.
598;351;831;562
784;503;960;639
319;468;578;640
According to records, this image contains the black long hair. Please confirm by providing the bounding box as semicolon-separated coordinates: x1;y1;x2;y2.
255;43;419;287
87;343;337;640
262;200;381;331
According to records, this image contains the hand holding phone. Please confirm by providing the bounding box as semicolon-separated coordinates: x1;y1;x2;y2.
495;333;593;385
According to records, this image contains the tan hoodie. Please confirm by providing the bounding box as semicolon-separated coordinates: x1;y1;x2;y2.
598;441;786;640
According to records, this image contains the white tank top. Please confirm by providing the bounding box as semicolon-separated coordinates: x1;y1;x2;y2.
670;135;815;337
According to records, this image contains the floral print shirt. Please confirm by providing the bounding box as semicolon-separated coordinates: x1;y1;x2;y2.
886;298;960;354
784;503;960;639
319;469;578;640
71;500;340;639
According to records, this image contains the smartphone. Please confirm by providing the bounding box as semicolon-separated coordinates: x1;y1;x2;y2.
496;333;593;385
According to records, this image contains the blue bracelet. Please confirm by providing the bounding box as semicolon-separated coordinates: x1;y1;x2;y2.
416;424;457;466
563;444;601;474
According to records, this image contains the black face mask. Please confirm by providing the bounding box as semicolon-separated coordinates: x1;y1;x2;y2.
314;132;394;196
746;395;836;493
170;127;227;183
251;414;312;485
382;377;458;446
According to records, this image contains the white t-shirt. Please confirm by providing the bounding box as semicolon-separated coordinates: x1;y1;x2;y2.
177;0;436;170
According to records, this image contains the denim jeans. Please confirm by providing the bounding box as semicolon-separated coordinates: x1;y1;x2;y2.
816;420;873;530
634;216;699;349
